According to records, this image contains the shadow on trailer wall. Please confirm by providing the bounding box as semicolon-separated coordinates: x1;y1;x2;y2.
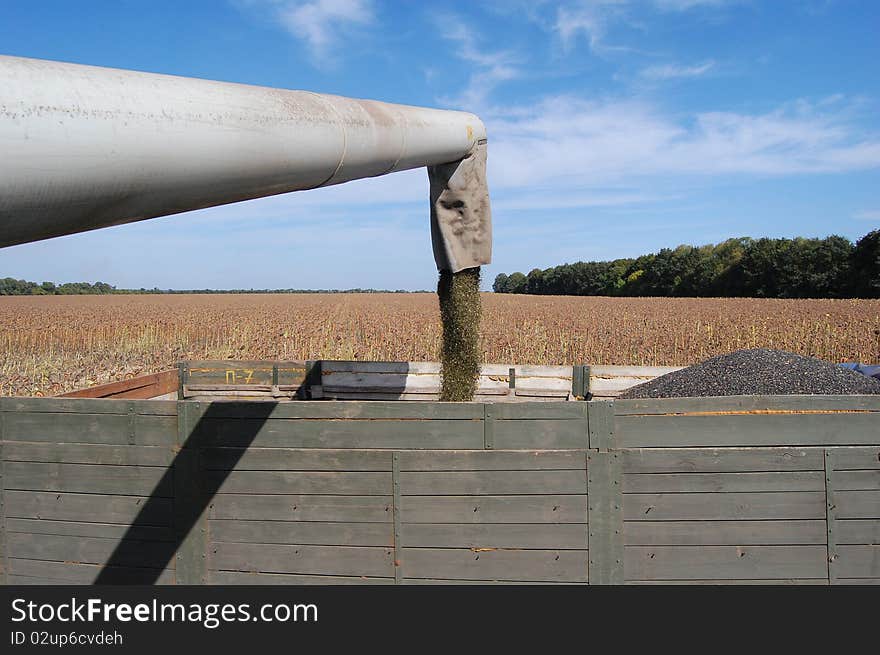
0;395;878;584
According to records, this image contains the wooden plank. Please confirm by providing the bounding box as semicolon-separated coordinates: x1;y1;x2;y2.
400;470;587;495
5;491;172;525
2;411;176;446
401;524;588;549
401;495;587;524
614;394;880;415
209;520;393;546
392;452;402;584
835;491;880;519
211;542;394;577
209;495;393;522
208;470;392;495
623;471;824;493
492;419;588;450
624;545;827;580
587;451;623;585
0;424;6;585
590;365;683;378
6;519;174;542
209;570;393;585
2;441;175;467
193;418;484;450
59;369;178;400
195;401;483;420
3;461;171;496
836;520;880;545
624;520;826;545
7;533;174;569
615;413;880;448
186;362;276;385
835;545;880;578
588;400;614;450
829;447;880;470
202;448;391;471
400;548;588;583
834;470;880;490
1;396;177;416
622;447;823;473
623;492;826;521
626;578;827;585
400;578;584;585
174;401;207;584
9;558;175;585
491;403;585;420
398;450;588;471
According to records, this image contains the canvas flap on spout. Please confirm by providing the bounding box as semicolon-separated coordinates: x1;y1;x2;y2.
428;142;492;273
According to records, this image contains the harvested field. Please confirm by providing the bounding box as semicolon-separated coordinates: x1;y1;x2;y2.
1;294;878;397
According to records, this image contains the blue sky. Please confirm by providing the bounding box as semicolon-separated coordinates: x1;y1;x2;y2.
1;0;879;290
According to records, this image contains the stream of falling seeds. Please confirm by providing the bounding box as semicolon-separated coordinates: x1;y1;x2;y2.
438;267;482;401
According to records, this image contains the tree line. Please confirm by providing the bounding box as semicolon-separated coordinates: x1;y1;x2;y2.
493;229;880;298
0;280;428;296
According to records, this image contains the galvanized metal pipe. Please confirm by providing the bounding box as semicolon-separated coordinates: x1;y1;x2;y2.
0;55;487;248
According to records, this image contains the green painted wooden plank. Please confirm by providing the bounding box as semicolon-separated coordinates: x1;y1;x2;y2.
4;490;172;525
836;519;880;544
174;401;207;584
828;447;880;470
835;491;880;518
624;520;826;546
2;441;175;467
400;579;585;585
211;542;394;577
194;401;484;420
625;578;827;585
193;418;484;450
0;397;177;416
398;450;588;471
2;412;176;446
400;470;587;495
209;570;393;585
209;520;393;546
623;492;826;521
7;533;175;569
6;518;175;542
392;452;402;584
622;447;823;473
491;403;586;420
623;471;824;493
483;405;494;450
400;523;589;549
587;400;614;450
3;461;171;496
825;577;880;585
207;470;392;495
614;395;880;415
0;415;7;585
208;495;393;522
400;495;587;524
826;450;841;583
202;448;392;471
492;419;588;450
587;451;623;585
8;558;175;585
624;545;827;580
834;545;880;578
399;548;588;583
615;414;880;448
834;470;880;490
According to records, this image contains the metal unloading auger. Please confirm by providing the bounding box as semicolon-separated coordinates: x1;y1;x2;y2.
0;55;491;273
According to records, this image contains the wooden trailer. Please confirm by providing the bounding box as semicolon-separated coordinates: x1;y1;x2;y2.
1;360;877;585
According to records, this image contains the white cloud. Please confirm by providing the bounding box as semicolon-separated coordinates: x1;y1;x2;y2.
553;0;629;53
272;0;373;60
484;96;880;191
854;210;880;222
435;20;521;111
641;60;715;79
653;0;732;10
